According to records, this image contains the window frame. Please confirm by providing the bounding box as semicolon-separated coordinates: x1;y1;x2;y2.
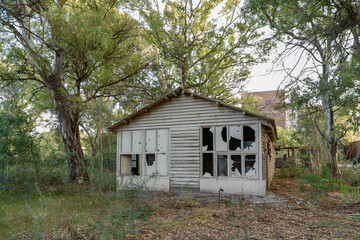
201;125;259;179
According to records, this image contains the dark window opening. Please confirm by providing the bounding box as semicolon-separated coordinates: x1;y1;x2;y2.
229;137;241;151
217;155;228;177
202;127;213;151
146;154;155;166
131;154;139;175
202;153;213;177
244;126;255;150
245;155;256;177
221;127;227;142
231;155;242;177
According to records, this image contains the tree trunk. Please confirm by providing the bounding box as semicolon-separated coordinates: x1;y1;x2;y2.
324;104;340;177
53;89;90;182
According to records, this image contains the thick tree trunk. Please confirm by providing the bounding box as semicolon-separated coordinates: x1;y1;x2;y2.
324;104;340;177
52;88;90;182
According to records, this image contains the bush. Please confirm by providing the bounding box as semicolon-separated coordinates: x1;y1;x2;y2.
341;168;360;187
279;163;305;178
298;166;343;201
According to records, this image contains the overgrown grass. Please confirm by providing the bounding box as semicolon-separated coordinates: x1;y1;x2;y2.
0;184;155;239
279;163;305;178
340;167;360;187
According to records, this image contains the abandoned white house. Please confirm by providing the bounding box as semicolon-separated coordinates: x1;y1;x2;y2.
108;87;277;195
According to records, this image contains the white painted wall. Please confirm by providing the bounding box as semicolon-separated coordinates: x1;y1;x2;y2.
200;178;266;196
117;176;170;192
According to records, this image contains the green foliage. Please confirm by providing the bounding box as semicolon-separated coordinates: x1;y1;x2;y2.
276;126;302;146
133;0;270;103
298;167;343;201
340;184;360;204
279;164;304;178
340;168;360;187
0;111;39;164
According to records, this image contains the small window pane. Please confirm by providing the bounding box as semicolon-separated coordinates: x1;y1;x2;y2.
202;127;214;151
245;155;256;177
146;154;156;176
131;154;139;175
217;155;228;177
229;126;242;151
244;126;256;150
231;155;242;177
203;153;213;177
216;127;227;151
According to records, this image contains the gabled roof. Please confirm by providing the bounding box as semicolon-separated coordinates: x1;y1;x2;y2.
108;87;277;139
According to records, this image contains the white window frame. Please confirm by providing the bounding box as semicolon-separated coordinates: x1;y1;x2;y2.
201;124;259;179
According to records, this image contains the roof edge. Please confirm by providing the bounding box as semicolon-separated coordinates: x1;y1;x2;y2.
107;87;277;134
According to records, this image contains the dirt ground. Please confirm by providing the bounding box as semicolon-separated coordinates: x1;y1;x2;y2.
135;176;360;239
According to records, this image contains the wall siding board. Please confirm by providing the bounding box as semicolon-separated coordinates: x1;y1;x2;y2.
116;94;272;193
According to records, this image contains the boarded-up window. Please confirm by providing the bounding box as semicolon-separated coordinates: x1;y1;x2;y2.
217;155;228;176
121;131;132;152
146;130;156;152
132;131;142;153
157;129;168;152
157;153;168;175
231;155;242;177
203;153;213;177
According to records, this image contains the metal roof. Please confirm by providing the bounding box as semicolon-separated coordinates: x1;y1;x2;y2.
107;87;277;139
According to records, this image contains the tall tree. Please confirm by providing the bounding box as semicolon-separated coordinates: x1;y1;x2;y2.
0;0;145;181
131;0;270;103
245;0;360;177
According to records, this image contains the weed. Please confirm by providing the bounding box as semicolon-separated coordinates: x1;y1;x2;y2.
350;215;360;221
298;171;343;201
340;184;360;204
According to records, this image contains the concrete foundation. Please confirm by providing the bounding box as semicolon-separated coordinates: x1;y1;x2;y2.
200;178;266;196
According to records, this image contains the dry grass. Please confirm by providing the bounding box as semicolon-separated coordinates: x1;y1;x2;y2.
1;176;359;239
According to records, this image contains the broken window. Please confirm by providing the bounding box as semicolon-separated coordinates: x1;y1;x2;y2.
229;126;242;151
146;153;156;176
217;155;228;176
131;154;140;175
245;155;256;177
231;155;242;177
120;154;133;176
244;126;256;150
216;126;227;151
202;127;214;151
203;153;213;177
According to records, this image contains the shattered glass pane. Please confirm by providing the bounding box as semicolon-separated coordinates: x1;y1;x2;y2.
146;154;155;166
245;155;256;177
216;126;227;151
202;153;213;177
244;126;256;150
231;155;242;177
131;154;139;175
202;127;213;151
217;155;228;176
146;154;156;176
229;126;242;151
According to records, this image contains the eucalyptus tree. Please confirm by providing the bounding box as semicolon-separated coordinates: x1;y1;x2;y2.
0;0;146;181
245;0;360;176
131;0;271;103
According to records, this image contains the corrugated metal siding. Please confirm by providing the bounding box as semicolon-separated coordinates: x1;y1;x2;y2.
170;128;200;191
119;95;263;130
